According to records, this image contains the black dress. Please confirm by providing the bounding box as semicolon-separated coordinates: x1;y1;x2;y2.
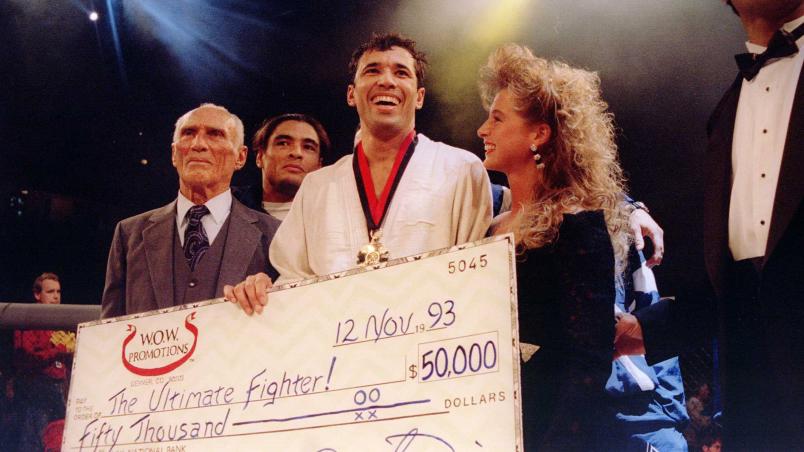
516;210;616;450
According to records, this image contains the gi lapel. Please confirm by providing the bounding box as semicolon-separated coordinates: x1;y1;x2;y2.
765;64;804;266
703;75;742;297
142;202;177;310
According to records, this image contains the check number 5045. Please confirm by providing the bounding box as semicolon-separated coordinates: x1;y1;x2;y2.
447;254;488;274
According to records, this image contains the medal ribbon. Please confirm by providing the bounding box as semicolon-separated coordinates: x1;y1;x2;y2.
353;131;417;235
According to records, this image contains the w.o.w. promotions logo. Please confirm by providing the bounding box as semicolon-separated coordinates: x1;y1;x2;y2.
122;312;199;376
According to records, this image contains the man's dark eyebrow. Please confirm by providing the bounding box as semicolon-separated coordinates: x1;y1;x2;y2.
364;61;413;70
272;134;294;142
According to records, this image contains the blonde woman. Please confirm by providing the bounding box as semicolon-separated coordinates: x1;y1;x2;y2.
477;44;633;449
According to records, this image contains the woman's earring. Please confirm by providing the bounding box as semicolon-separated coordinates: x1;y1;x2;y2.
530;144;545;168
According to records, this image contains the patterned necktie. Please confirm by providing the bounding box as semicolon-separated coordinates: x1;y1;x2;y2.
184;205;210;271
735;22;804;81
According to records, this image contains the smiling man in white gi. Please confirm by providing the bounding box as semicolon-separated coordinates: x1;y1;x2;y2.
225;33;493;313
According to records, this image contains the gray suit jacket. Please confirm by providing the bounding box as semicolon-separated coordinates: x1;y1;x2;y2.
101;197;280;318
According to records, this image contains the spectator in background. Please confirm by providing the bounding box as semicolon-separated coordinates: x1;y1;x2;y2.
0;325;15;448
685;382;713;444
699;424;723;452
32;273;61;304
10;273;75;451
234;113;331;221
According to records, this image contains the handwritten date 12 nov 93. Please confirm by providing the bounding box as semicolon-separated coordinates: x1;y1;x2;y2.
334;301;457;346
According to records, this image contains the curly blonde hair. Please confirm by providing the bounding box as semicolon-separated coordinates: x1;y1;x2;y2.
479;43;631;276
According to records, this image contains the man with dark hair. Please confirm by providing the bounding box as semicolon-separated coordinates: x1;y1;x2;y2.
347;33;428;90
616;1;804;448
279;32;490;273
234;113;330;221
101;103;280;317
699;425;723;452
225;33;493;311
269;32;492;279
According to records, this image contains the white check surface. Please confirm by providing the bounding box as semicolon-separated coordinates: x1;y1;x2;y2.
64;234;522;451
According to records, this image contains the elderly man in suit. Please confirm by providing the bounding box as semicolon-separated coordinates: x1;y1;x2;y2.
101;103;280;318
617;1;804;449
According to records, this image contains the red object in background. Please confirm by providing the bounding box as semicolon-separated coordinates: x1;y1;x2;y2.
13;330;72;380
42;419;65;452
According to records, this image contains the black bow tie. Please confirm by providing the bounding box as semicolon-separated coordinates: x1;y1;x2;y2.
735;22;804;81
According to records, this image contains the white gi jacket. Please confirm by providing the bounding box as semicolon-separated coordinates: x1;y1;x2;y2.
270;134;493;283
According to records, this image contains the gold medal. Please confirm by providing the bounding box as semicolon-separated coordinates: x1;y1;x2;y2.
357;229;390;266
353;133;416;268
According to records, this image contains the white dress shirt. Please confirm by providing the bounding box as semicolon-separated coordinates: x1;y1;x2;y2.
176;189;233;246
729;15;804;260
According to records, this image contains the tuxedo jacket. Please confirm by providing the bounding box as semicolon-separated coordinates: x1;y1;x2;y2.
100;197;280;318
636;65;804;432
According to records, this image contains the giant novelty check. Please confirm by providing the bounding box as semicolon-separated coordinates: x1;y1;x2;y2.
64;234;522;451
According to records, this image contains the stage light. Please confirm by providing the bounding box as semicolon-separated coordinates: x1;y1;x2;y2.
122;1;271;88
89;11;99;21
392;0;535;140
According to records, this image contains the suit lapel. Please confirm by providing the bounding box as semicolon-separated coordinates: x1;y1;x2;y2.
765;64;804;266
143;202;177;310
704;75;742;296
217;199;260;294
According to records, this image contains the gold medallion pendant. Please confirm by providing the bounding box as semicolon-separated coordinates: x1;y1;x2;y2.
357;230;390;266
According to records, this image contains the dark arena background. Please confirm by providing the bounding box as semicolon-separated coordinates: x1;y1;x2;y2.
2;0;742;402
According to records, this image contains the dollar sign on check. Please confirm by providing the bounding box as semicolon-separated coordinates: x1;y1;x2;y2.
408;364;418;379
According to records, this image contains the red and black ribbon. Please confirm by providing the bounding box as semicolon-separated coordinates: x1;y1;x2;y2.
352;131;418;238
